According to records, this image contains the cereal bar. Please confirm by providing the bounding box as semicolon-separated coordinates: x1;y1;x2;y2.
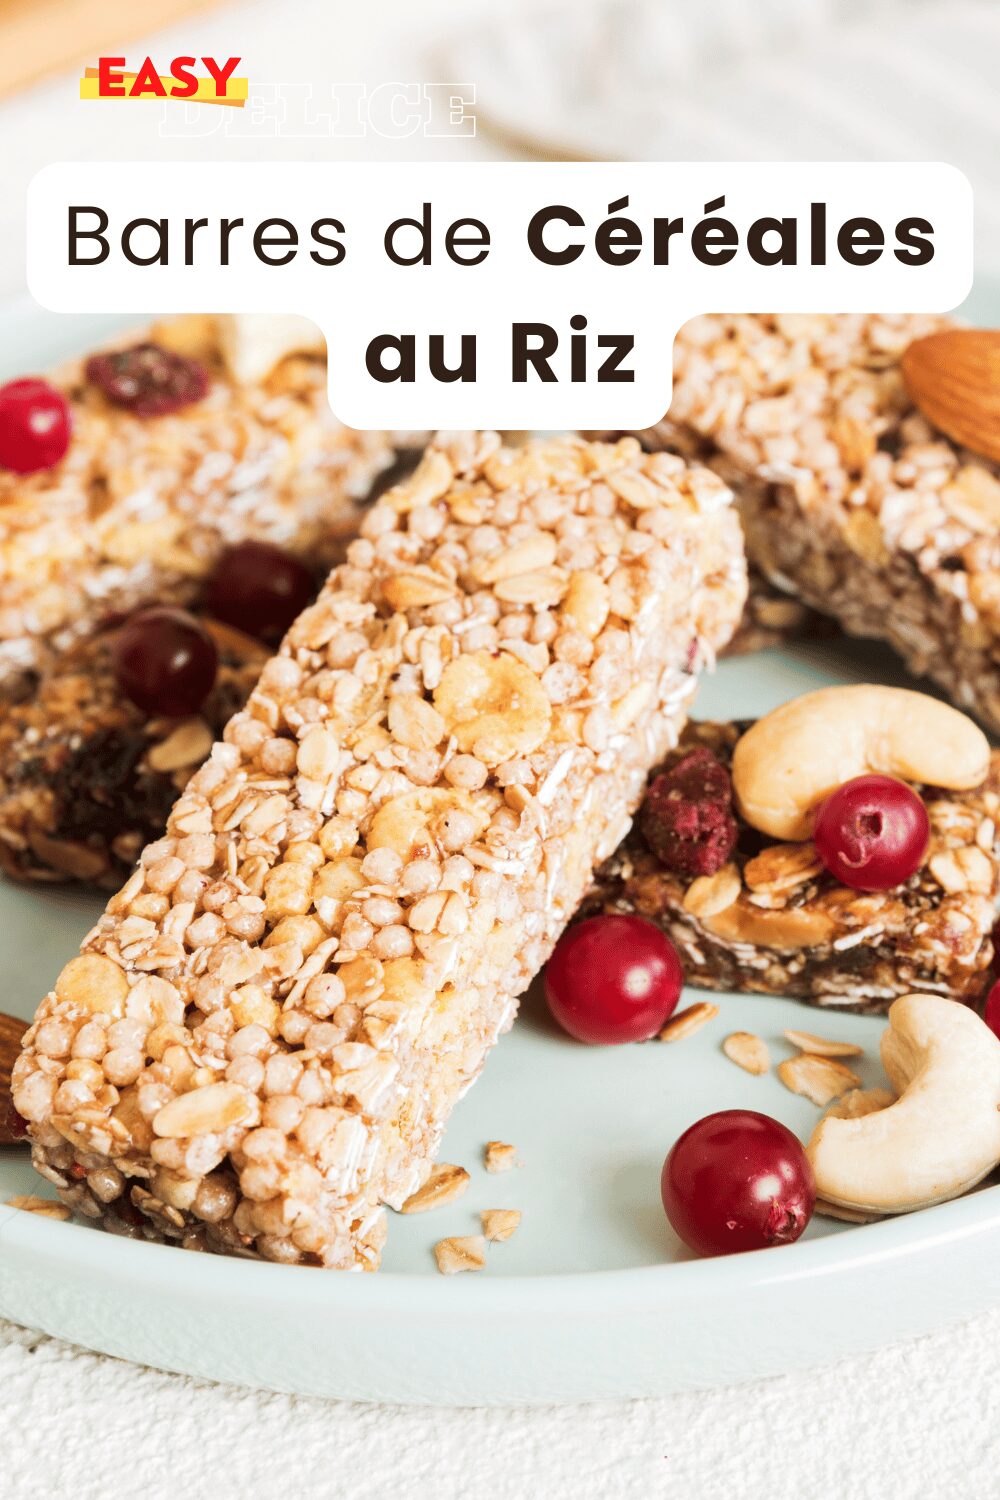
0;313;417;697
591;714;1000;1015
12;434;745;1266
616;313;1000;733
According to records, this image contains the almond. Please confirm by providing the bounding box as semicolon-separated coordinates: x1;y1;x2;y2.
5;1195;71;1221
683;864;741;919
481;1208;521;1242
658;1000;719;1043
783;1028;863;1059
434;1235;486;1274
703;901;837;951
901;329;1000;466
778;1054;861;1108
152;1083;251;1138
484;1140;518;1173
400;1163;470;1214
146;719;214;774
722;1031;771;1076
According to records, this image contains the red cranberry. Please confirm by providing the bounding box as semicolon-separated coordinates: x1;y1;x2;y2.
86;342;208;417
69;1162;87;1180
205;541;315;642
544;914;683;1044
0;378;71;474
984;979;1000;1041
112;1191;145;1229
3;1099;29;1141
640;747;738;878
662;1109;815;1257
112;607;218;717
813;774;929;891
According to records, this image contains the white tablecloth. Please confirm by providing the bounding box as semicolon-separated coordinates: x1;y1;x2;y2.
2;3;999;1492
3;1308;999;1499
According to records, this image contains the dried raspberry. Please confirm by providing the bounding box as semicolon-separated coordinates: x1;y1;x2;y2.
640;746;738;878
85;342;209;417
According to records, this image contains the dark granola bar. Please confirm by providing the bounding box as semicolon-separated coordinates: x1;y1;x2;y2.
604;313;1000;733
589;721;1000;1014
0;619;267;887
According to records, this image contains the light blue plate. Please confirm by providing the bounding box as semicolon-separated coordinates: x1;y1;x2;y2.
0;308;998;1405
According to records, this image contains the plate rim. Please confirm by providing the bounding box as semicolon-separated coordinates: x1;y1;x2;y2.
3;296;1000;1391
4;1177;1000;1310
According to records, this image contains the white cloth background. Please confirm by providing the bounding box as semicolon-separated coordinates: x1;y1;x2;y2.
3;1309;1000;1499
2;2;1000;1493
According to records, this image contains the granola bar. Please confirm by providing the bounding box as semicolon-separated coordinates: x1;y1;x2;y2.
11;434;746;1267
0;618;267;886
591;720;1000;1014
0;313;416;698
619;313;1000;732
723;569;836;657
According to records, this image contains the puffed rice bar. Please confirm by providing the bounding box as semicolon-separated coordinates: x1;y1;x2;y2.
610;313;1000;733
0;616;267;886
12;434;746;1267
0;313;418;697
590;720;1000;1014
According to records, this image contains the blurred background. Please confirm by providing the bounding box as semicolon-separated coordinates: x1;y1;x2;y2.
1;0;999;299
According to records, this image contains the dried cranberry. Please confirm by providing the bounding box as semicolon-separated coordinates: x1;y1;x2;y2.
814;774;929;891
112;606;218;716
545;914;683;1044
640;746;738;878
69;1162;87;1180
3;1100;29;1140
984;978;1000;1040
662;1110;815;1257
112;1191;145;1229
85;342;209;417
205;540;315;642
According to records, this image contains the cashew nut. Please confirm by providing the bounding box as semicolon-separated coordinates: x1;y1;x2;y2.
732;685;989;840
807;993;1000;1215
216;314;325;384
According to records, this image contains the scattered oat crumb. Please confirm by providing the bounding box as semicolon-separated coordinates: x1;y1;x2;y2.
783;1028;864;1059
722;1031;770;1075
434;1235;486;1274
481;1208;521;1243
814;1198;882;1225
484;1140;518;1173
5;1195;71;1221
658;1001;719;1042
777;1053;861;1107
400;1163;470;1214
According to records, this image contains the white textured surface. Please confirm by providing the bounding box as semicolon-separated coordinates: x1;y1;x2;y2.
2;1309;998;1499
